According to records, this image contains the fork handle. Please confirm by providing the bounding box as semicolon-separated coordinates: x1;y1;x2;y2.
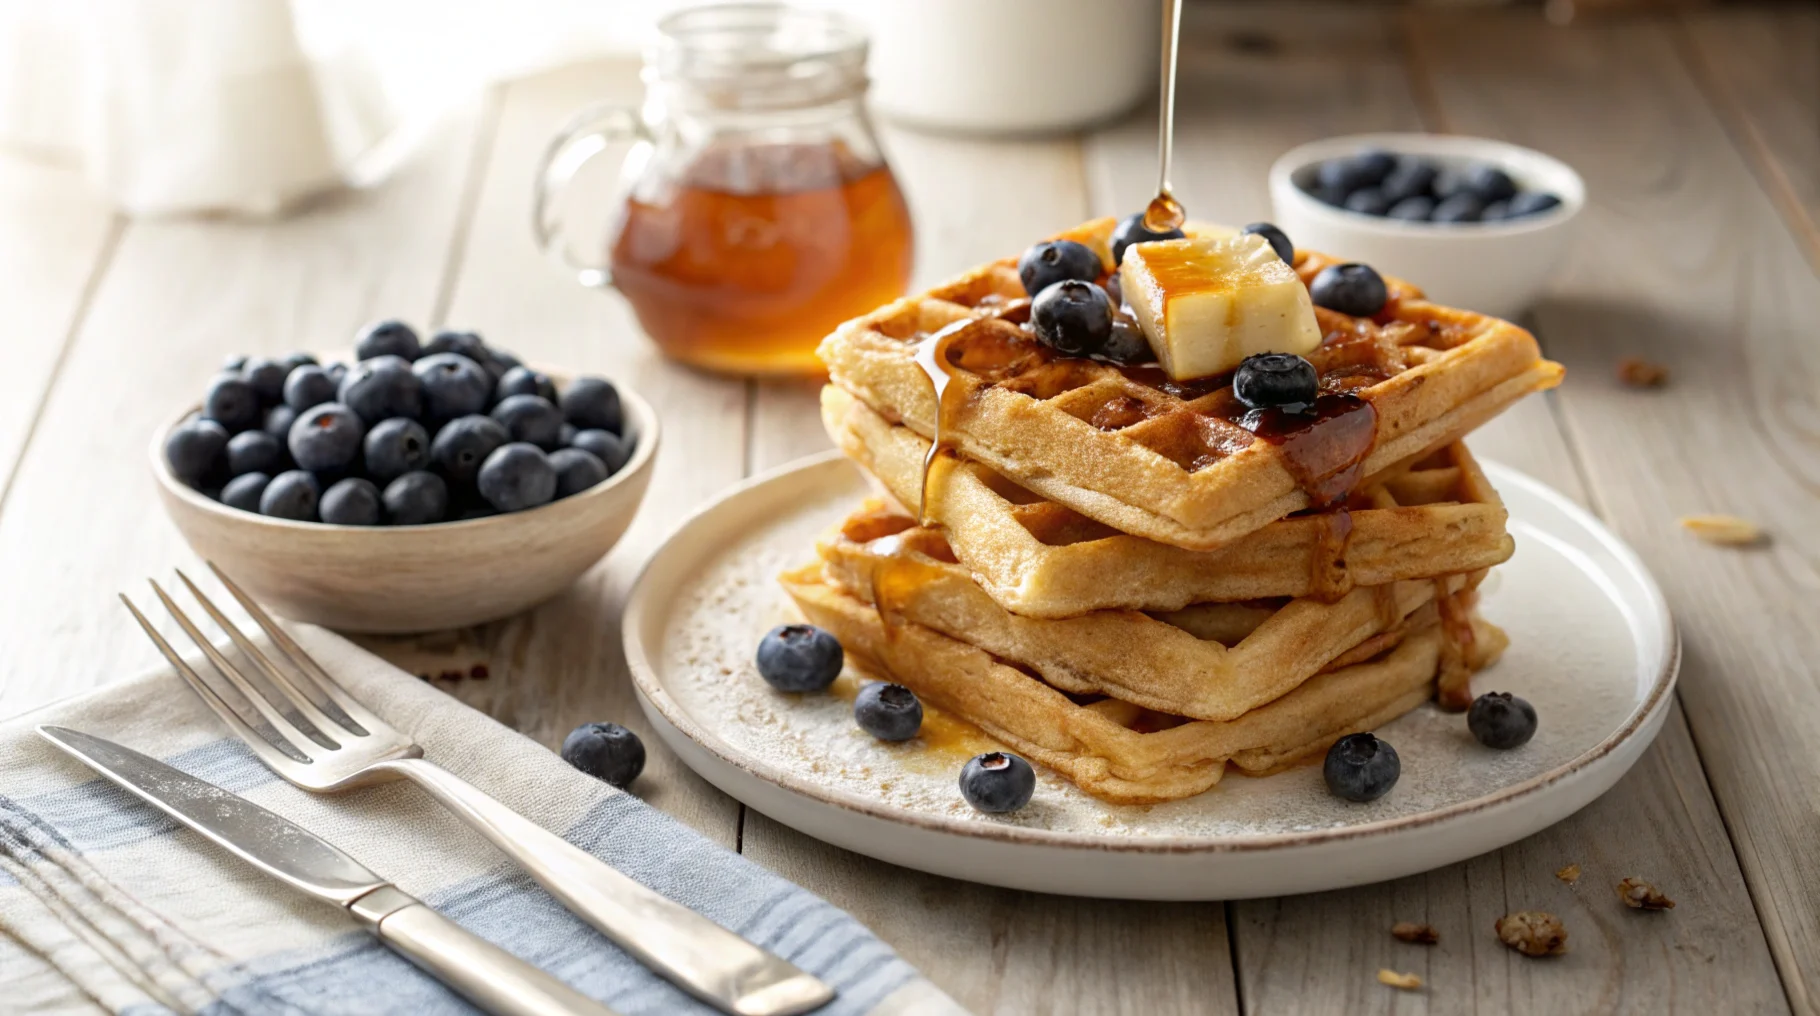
384;758;833;1016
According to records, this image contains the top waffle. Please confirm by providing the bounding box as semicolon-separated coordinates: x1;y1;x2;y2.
819;217;1564;551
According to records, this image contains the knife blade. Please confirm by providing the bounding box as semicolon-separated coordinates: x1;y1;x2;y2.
37;725;619;1016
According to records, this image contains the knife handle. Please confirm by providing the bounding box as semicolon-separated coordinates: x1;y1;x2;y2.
351;886;619;1016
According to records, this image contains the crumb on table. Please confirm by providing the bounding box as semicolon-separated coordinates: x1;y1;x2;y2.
1497;911;1568;957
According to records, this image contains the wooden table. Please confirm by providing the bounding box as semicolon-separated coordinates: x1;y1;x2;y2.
2;5;1813;1013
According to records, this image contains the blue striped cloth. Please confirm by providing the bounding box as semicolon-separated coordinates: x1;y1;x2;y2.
0;624;961;1015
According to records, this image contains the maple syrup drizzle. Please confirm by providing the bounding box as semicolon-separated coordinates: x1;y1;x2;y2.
1433;579;1478;711
1146;0;1187;233
1233;394;1380;510
911;320;972;525
1306;507;1354;602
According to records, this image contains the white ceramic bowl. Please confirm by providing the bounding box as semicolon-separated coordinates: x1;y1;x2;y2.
152;368;658;634
1269;133;1585;320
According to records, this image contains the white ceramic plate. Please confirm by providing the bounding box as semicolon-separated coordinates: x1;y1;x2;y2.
624;452;1677;900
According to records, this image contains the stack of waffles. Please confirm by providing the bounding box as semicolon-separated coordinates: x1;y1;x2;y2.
783;217;1565;805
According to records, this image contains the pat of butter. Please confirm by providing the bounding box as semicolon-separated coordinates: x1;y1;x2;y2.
1118;232;1322;381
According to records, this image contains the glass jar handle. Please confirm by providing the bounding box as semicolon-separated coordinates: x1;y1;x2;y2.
532;104;653;289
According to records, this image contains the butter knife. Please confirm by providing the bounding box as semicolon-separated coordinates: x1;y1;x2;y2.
37;725;619;1016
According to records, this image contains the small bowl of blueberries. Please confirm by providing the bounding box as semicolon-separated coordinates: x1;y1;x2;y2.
151;321;659;633
1268;132;1584;319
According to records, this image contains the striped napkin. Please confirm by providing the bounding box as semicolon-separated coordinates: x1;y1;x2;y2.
0;623;961;1015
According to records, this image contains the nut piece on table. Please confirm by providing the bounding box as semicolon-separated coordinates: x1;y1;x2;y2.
1617;877;1676;910
1391;921;1440;944
1496;911;1568;957
1616;356;1669;388
1679;514;1765;547
1556;863;1582;884
1377;969;1424;991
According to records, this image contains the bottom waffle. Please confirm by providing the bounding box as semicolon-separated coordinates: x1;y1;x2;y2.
781;565;1509;805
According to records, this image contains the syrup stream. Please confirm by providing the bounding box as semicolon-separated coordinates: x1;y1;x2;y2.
1144;0;1187;234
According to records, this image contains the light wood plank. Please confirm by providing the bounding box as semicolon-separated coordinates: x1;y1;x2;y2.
1407;10;1819;1012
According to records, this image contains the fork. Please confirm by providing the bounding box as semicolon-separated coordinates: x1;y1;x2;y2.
122;564;834;1016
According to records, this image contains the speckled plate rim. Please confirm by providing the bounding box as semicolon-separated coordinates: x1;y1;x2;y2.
623;450;1678;857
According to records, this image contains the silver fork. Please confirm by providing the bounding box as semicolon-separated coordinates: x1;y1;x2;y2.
123;564;834;1016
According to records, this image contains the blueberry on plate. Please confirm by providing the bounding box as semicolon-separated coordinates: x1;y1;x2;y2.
320;477;382;526
423;329;489;362
280;351;318;372
288;403;366;472
363;417;431;483
490;394;564;449
476;442;556;512
165;418;230;485
413;353;493;423
1017;239;1103;297
1309;263;1389;317
355;319;421;362
1386;196;1436;222
560;377;624;435
429;414;509;485
283;365;339;411
854;683;923;741
203;374;261;432
1467;691;1538;749
260;469;321;521
959;752;1035;813
1323;732;1400;802
1343;188;1391;217
1031;279;1113;357
382;470;448;525
241;358;289;404
756;623;842;692
1109;212;1185;267
569;428;630;475
1240;222;1295;263
1506;191;1562;218
1099;316;1152;365
1233;353;1319;413
226;429;284;476
339;355;422;423
494;365;558;404
1431;193;1485;224
548;447;609;499
220;472;270;513
1379;158;1438;204
561;722;645;788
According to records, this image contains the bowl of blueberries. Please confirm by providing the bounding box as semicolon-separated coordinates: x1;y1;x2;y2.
152;321;659;633
1268;133;1584;319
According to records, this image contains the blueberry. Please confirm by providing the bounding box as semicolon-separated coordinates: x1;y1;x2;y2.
241;358;289;403
320;477;382;526
323;362;349;389
1352;148;1397;185
959;752;1035;813
854;683;923;741
490;394;564;449
1379;158;1438;204
382;471;448;525
1100;317;1152;365
1461;163;1517;203
569;428;630;474
1017;239;1103;297
355;319;421;362
226;429;284;476
561;722;645;788
1031;279;1113;357
280;351;317;372
203;374;261;432
1323;732;1400;802
1386;196;1436;222
423;330;488;362
1241;222;1295;263
1467;691;1538;749
1110;213;1185;267
560;377;623;434
1343;188;1391;217
549;447;609;498
287;403;366;472
263;404;298;442
558;423;578;447
1431;193;1485;224
363;417;430;482
429;414;509;485
339;355;422;424
1233;353;1319;412
495;365;557;404
1316;150;1393;201
413;353;493;423
260;469;321;521
755;623;842;692
476;442;556;512
482;348;522;383
165;418;229;485
1480;200;1511;222
283;364;339;411
1309;262;1389;317
221;354;248;372
220;472;270;513
1506;191;1562;218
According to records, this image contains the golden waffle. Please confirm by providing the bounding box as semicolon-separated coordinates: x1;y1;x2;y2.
818;217;1564;551
821;501;1482;722
824;384;1514;617
781;565;1508;804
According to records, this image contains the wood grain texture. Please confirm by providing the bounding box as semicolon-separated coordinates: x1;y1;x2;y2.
1407;10;1819;1012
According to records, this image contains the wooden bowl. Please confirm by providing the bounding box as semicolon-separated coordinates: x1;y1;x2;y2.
150;372;659;633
